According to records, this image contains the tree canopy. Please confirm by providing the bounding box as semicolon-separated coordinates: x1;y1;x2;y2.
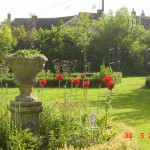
1;7;150;75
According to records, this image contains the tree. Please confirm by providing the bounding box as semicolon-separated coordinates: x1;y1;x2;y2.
73;13;94;72
91;7;147;75
0;23;17;78
12;25;37;50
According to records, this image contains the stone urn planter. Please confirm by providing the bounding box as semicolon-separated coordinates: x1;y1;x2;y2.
6;50;48;134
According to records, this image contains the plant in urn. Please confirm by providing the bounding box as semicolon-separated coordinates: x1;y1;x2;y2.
6;49;48;134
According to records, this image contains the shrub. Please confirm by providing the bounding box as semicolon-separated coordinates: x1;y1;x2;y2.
112;72;122;84
39;103;118;149
39;103;137;149
7;125;39;150
38;69;53;80
99;65;113;77
1;78;15;88
37;78;105;88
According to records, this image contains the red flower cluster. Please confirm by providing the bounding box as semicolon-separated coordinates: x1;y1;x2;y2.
56;74;63;80
82;81;90;88
102;75;112;83
80;73;86;79
39;79;47;87
72;78;80;85
102;75;115;90
106;80;115;90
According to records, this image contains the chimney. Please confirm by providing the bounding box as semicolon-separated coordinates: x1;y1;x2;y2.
31;15;37;28
32;15;37;22
131;8;136;16
7;12;11;22
141;10;145;16
102;0;104;12
97;9;103;16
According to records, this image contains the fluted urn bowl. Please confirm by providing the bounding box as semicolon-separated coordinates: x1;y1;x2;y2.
6;56;48;102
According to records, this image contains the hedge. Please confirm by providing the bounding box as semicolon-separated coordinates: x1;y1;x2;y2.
43;78;106;88
1;73;122;88
1;78;16;88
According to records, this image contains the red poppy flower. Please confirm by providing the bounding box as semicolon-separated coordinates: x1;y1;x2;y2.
80;73;86;79
106;80;115;90
56;74;63;80
72;78;80;85
82;81;90;88
102;75;112;83
39;79;47;87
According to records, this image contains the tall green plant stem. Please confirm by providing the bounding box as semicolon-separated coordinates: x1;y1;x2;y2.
105;90;112;129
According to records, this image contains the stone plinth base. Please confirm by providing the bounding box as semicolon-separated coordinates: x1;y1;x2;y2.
8;100;43;134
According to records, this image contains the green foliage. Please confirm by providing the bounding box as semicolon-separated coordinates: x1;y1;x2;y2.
91;7;147;75
12;26;37;50
4;7;148;75
112;72;122;84
48;130;57;150
0;26;16;59
40;104;106;149
99;65;113;77
0;7;149;75
1;78;15;88
38;69;53;80
0;62;10;80
8;49;46;58
0;112;9;150
0;25;16;80
36;15;94;71
7;125;38;150
0;102;39;150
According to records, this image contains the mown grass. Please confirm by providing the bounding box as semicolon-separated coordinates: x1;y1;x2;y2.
0;76;149;149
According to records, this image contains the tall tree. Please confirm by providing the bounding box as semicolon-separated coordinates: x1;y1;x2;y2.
0;23;17;78
91;7;147;75
12;25;37;50
73;13;94;72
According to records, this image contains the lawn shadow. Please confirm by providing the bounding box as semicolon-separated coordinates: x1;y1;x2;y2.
111;88;150;126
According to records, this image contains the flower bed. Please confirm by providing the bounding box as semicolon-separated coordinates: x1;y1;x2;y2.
0;75;138;150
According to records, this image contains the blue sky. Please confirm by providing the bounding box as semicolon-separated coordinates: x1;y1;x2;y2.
0;0;150;22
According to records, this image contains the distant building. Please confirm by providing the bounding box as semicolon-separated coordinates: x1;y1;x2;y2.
131;9;150;29
11;15;75;30
9;8;103;30
8;0;104;30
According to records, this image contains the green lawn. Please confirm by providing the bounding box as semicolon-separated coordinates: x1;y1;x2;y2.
1;76;149;149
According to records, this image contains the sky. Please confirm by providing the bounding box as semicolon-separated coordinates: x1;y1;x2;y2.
0;0;150;22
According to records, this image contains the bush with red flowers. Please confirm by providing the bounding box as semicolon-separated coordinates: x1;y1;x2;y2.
82;81;90;88
71;78;80;86
56;74;63;80
102;75;112;83
39;79;47;87
102;75;115;90
106;80;115;90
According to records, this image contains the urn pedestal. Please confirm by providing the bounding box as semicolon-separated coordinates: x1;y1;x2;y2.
8;100;43;134
6;56;47;134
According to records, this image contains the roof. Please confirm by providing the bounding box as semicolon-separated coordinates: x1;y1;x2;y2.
11;16;75;30
11;9;103;30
